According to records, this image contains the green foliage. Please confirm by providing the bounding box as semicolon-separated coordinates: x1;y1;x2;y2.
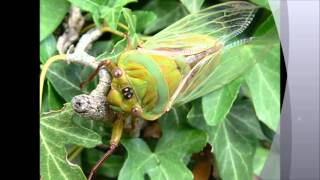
202;78;242;126
188;99;266;180
40;0;70;41
40;0;280;179
67;0;137;28
180;0;205;13
119;107;207;180
40;104;102;180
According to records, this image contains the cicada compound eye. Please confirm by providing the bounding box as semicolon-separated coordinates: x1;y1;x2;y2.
113;68;123;78
131;107;142;117
122;87;134;99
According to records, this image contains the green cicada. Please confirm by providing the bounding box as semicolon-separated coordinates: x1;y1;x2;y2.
87;1;262;179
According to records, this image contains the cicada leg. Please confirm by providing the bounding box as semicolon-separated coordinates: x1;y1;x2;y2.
79;60;113;89
87;114;124;180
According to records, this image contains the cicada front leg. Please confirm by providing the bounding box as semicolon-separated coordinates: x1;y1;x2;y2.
80;59;120;89
87;113;124;180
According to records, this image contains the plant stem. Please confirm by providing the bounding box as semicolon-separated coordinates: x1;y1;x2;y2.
118;22;129;31
80;23;128;37
40;54;66;112
80;23;96;34
99;26;125;37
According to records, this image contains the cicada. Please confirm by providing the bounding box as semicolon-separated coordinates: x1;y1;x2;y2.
87;1;261;179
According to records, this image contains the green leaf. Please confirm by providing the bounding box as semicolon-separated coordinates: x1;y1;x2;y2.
68;0;137;28
253;146;269;175
122;8;138;47
47;81;65;110
229;100;268;140
67;0;101;25
122;8;136;33
97;37;127;61
40;35;57;64
40;0;70;41
82;149;124;178
100;6;122;29
254;15;277;37
133;11;157;33
46;62;91;101
180;0;204;13
188;99;266;180
88;40;114;57
202;78;242;126
67;0;100;13
250;0;270;10
40;103;102;180
107;0;137;7
119;107;207;180
40;35;65;112
244;40;280;131
143;0;188;34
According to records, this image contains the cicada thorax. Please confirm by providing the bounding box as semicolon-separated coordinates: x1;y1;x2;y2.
106;50;184;120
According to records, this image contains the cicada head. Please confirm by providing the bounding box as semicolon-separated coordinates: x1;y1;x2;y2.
105;61;142;118
106;51;169;120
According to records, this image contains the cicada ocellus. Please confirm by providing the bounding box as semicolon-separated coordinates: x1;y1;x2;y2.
87;1;265;179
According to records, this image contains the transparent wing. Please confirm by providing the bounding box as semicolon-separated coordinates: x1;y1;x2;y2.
141;1;258;53
171;36;279;106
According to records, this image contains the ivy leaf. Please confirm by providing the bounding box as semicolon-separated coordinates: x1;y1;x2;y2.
250;0;270;10
40;35;57;64
46;81;65;111
245;35;280;131
46;62;96;101
133;11;157;33
40;35;65;112
202;78;242;126
253;146;269;176
40;0;70;41
143;0;188;34
254;15;277;37
100;6;122;29
107;0;137;7
46;62;86;101
67;0;100;13
40;103;102;180
68;0;137;29
122;8;138;47
180;0;204;13
97;37;128;61
88;40;114;57
188;99;266;180
119;107;207;180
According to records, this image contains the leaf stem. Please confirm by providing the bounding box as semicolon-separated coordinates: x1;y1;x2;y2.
80;23;96;34
40;54;66;112
99;26;125;38
118;22;129;31
80;23;128;37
